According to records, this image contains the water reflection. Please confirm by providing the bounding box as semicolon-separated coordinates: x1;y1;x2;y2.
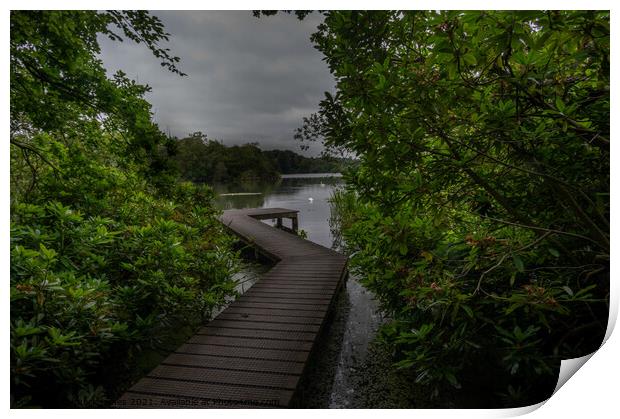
215;174;344;249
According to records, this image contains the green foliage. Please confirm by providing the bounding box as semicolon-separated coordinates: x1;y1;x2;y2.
10;11;238;407
263;149;353;174
10;11;182;176
170;133;279;183
11;192;237;407
321;11;609;406
170;132;353;184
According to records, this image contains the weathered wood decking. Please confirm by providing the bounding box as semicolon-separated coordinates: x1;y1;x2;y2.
115;208;347;408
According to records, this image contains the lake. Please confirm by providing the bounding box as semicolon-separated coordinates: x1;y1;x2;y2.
214;173;344;248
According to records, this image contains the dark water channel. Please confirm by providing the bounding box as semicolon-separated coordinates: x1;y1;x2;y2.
215;174;384;408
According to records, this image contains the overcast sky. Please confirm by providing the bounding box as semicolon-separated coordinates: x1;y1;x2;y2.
98;11;334;156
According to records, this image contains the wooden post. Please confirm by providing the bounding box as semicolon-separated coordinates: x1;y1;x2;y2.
277;217;282;229
292;215;298;234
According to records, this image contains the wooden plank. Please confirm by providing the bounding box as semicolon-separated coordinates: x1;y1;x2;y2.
262;276;341;283
248;286;336;295
199;326;318;341
222;306;326;319
161;353;305;375
260;279;341;286
187;335;314;351
248;284;336;292
227;207;298;217
244;290;335;299
206;319;321;333
271;260;345;267
245;285;337;294
237;295;333;306
281;266;344;271
285;260;347;265
148;365;300;390
260;279;340;285
253;284;338;291
251;280;339;288
216;312;324;326
176;343;310;362
271;262;345;267
264;270;344;276
227;300;329;312
251;213;298;221
252;282;338;289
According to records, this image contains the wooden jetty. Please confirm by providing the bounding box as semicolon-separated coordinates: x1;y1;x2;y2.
115;208;348;408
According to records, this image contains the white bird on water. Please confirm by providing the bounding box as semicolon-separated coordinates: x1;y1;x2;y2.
308;197;314;203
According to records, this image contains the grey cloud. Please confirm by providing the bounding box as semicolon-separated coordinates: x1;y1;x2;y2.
98;10;333;155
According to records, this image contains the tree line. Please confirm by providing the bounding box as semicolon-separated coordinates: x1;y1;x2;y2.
170;132;353;184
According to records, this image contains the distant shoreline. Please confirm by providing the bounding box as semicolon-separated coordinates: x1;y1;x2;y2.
280;173;343;179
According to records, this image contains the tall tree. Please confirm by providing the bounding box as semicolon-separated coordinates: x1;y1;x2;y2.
10;11;238;407
11;10;184;188
292;10;609;406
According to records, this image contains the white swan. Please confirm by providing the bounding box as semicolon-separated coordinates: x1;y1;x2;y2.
308;197;314;202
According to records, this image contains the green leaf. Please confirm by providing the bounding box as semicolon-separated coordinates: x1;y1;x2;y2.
461;305;474;318
462;53;477;66
574;284;597;298
512;254;525;272
555;97;566;113
399;243;408;256
445;371;461;388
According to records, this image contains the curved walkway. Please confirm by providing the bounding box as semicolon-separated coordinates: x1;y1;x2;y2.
115;208;348;408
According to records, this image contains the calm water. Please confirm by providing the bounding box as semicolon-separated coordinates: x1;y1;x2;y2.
214;174;343;248
215;173;382;408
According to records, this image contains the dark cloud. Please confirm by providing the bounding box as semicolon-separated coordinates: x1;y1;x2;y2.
98;11;333;155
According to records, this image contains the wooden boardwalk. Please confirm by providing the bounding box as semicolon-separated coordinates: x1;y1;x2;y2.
115;208;348;408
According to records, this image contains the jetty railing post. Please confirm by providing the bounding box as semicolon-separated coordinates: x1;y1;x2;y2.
292;215;298;234
277;217;283;229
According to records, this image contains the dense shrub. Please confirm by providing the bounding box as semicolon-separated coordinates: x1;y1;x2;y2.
318;11;609;406
10;11;238;407
10;185;237;407
10;130;239;408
